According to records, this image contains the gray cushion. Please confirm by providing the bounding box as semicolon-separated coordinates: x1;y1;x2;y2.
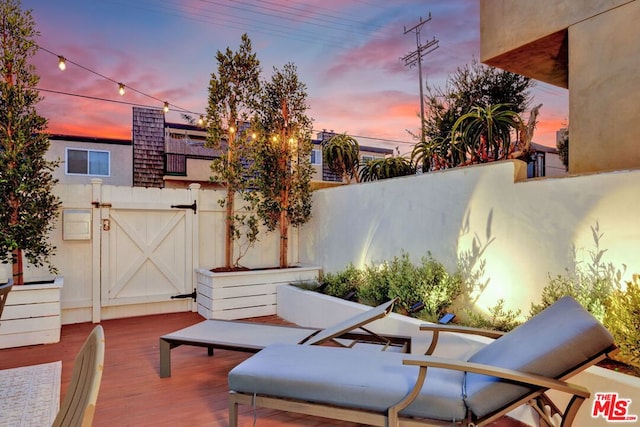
464;296;614;418
229;343;467;421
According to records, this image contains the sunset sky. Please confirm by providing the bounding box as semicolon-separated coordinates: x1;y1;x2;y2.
22;0;568;152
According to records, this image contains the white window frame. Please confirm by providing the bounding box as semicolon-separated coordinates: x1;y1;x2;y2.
65;147;111;177
310;149;322;166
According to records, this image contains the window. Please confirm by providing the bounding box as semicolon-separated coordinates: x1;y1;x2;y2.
66;148;110;176
310;149;322;166
361;155;376;164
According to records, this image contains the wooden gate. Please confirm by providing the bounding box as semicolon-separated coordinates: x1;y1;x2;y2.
98;198;195;311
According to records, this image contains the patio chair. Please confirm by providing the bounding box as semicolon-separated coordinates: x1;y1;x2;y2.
159;297;411;378
52;325;105;427
228;296;618;427
0;279;13;321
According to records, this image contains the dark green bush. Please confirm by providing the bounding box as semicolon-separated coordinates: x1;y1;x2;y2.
318;253;462;321
319;264;362;299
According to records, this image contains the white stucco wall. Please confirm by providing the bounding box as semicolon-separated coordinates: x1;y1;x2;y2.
298;160;640;316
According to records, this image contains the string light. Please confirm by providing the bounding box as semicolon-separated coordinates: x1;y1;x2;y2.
35;42;416;148
35;43;198;115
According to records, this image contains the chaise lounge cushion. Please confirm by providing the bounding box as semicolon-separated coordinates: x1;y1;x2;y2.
228;343;468;421
464;296;615;418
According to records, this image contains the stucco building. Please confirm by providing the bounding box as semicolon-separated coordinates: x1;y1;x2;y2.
481;0;639;174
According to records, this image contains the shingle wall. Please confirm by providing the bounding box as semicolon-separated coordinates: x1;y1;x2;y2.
133;107;165;188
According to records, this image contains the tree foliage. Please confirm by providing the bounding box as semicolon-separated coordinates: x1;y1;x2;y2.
414;60;534;171
206;33;261;268
322;133;360;183
0;0;60;284
249;62;314;268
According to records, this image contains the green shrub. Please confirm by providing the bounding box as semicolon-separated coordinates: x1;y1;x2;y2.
357;262;392;307
320;264;362;299
319;253;462;322
387;254;462;322
605;275;640;368
530;223;624;322
463;299;522;332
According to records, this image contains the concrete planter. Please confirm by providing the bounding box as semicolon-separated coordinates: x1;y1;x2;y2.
0;277;63;349
195;266;321;320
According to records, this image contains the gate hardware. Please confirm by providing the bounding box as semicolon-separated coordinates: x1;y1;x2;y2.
170;201;197;214
171;290;197;301
91;201;112;208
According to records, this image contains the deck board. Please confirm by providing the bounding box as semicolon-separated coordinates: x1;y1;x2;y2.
0;312;528;426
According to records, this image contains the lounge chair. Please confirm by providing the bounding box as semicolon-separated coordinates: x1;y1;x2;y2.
0;279;13;321
159;297;410;378
52;325;105;427
228;296;618;427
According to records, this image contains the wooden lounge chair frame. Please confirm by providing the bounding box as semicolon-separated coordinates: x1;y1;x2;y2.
52;324;105;427
159;298;411;378
0;279;13;321
228;297;619;427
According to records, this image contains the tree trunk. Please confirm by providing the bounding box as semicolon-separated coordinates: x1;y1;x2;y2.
12;248;23;286
279;208;288;268
224;134;235;269
224;189;234;269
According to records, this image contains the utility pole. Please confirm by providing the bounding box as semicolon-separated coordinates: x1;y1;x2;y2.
402;13;439;143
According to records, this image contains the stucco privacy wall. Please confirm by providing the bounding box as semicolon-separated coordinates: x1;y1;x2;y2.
3;161;638;322
481;0;640;174
298;160;640;315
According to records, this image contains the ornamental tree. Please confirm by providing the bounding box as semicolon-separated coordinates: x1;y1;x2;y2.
249;62;314;268
0;0;60;285
206;33;261;269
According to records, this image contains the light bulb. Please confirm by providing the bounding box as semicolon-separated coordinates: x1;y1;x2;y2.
198;115;204;126
118;83;125;96
58;56;66;71
163;102;169;113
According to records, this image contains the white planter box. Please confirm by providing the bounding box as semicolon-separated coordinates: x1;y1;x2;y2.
195;266;320;320
0;277;63;349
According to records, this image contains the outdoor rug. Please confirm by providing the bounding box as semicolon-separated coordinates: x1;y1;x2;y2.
0;361;61;427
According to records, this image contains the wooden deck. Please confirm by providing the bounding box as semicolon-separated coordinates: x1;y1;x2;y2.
0;312;529;426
